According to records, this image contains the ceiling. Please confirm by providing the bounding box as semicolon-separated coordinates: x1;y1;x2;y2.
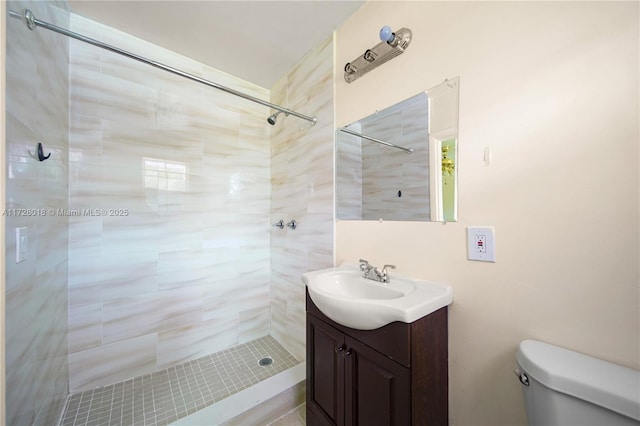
68;1;364;89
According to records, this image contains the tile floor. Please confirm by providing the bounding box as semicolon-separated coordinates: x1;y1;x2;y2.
265;404;306;426
60;336;300;426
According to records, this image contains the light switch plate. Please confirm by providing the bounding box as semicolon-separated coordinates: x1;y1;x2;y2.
467;226;496;262
16;227;28;263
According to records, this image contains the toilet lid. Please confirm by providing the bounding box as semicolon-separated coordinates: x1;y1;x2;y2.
516;339;640;422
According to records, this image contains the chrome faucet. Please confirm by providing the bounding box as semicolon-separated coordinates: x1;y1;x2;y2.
359;259;396;284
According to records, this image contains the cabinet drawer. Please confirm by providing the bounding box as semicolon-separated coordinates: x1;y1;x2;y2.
306;290;411;367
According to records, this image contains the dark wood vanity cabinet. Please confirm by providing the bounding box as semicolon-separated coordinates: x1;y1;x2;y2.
306;291;448;426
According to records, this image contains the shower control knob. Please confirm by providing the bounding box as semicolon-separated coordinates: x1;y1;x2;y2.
272;220;284;229
286;220;297;230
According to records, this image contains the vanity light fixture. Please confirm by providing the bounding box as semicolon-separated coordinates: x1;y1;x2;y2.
344;25;412;83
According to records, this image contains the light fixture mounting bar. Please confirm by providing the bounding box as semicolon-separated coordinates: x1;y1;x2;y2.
344;27;412;83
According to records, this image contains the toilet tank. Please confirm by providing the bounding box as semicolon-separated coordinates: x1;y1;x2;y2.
516;340;640;426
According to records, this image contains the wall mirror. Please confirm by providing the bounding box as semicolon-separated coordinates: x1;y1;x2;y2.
336;77;459;222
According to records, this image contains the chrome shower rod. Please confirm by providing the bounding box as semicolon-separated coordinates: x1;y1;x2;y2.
339;128;413;154
9;9;317;126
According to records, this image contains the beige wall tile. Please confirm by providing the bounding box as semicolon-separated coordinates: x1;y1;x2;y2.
8;4;337;408
269;36;335;361
157;316;239;369
67;12;275;391
68;334;157;392
5;0;70;424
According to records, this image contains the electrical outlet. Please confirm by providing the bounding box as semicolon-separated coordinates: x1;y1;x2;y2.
475;234;486;253
467;226;495;262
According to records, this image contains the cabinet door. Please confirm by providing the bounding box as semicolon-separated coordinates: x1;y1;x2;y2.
307;315;346;426
344;336;411;426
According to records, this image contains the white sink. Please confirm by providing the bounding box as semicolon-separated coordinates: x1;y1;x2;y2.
302;264;453;330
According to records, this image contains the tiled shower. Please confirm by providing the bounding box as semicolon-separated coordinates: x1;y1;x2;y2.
5;0;334;424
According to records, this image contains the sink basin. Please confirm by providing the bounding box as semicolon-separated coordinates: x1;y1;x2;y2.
302;264;453;330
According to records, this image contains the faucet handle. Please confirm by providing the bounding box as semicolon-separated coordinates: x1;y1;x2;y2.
359;259;370;271
380;264;396;283
381;264;396;273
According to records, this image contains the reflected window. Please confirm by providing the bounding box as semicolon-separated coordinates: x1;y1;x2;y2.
143;157;187;192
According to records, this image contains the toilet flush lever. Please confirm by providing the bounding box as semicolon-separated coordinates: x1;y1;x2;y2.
514;368;529;386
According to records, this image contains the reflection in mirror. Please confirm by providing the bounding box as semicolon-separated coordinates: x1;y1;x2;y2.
336;77;459;222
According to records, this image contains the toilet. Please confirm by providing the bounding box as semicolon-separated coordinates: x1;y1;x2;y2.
516;339;640;426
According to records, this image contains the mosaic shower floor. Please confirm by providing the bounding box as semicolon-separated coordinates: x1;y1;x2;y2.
60;336;300;426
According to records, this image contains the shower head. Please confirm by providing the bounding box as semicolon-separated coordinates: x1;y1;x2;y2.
267;110;288;125
267;112;280;125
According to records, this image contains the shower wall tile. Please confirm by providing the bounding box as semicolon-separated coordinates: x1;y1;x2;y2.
202;276;270;322
35;309;69;422
70;70;158;126
102;286;204;344
337;94;430;222
68;251;159;305
5;0;70;424
68;334;158;391
157;316;239;369
68;216;102;256
269;36;335;361
336;131;363;219
68;14;272;391
68;302;102;353
239;306;271;344
157;250;216;289
202;66;271;105
6;351;36;426
361;97;431;221
202;281;245;320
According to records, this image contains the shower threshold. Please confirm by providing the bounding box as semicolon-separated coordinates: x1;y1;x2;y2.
60;335;302;426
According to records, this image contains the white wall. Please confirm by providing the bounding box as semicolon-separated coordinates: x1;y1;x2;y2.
335;2;639;425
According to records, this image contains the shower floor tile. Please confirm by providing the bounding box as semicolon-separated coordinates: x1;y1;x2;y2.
60;336;300;426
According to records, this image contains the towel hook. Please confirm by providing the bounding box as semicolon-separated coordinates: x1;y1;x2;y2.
37;142;51;161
